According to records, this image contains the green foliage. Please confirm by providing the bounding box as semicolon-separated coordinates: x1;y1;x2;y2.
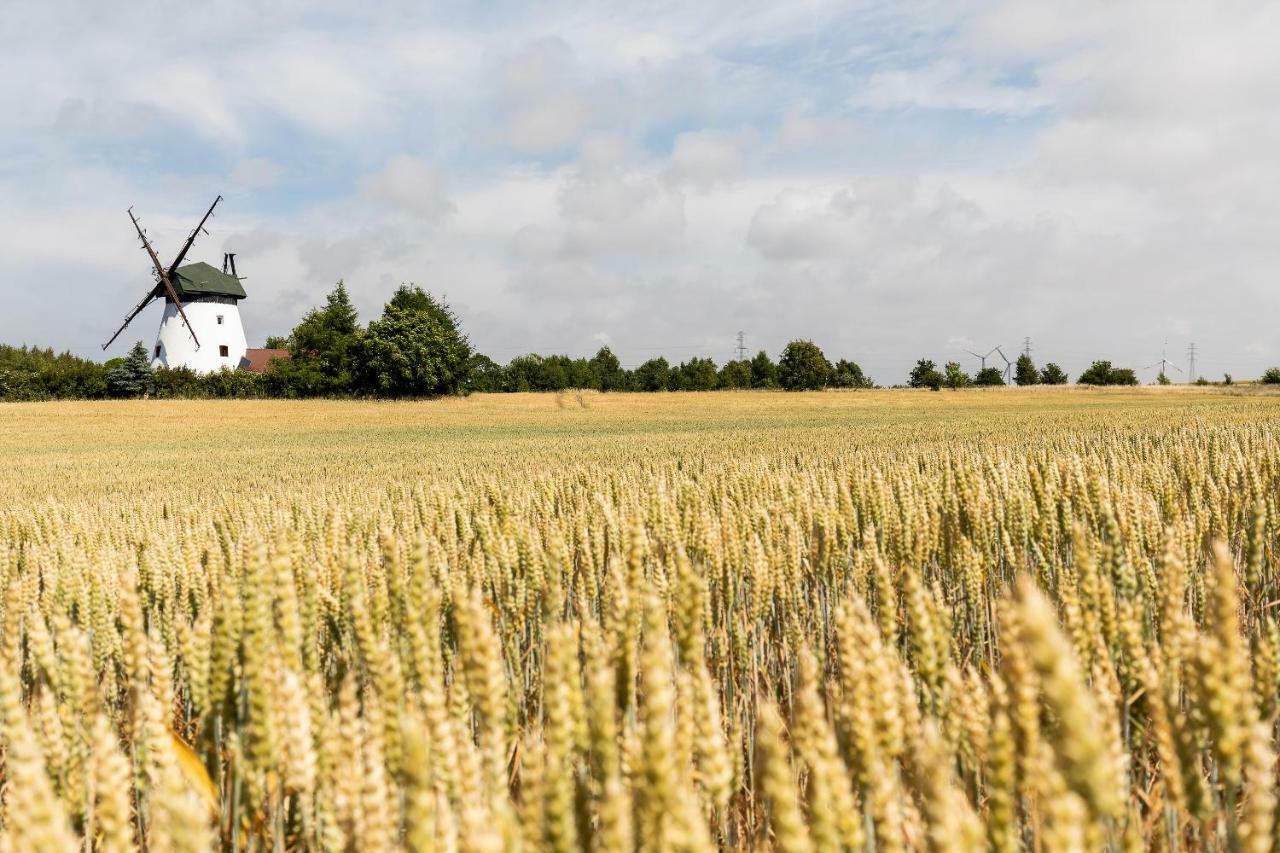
1039;363;1068;385
750;350;778;389
1194;377;1211;386
831;359;874;389
268;281;362;396
1262;367;1280;385
717;359;753;389
591;347;627;392
943;361;971;390
464;354;505;393
1015;353;1039;386
908;359;943;390
1223;373;1233;386
672;357;718;391
0;345;108;401
263;335;289;349
1156;372;1171;386
633;357;672;392
1077;360;1138;386
777;340;832;391
106;341;155;398
357;287;472;397
973;366;1006;387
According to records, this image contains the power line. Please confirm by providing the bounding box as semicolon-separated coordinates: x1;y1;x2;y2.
735;331;747;362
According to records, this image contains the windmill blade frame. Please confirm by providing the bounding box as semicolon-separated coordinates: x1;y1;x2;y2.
101;288;159;351
127;207;201;349
167;195;222;280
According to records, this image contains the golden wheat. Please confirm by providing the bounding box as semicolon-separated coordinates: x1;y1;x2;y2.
1;388;1278;850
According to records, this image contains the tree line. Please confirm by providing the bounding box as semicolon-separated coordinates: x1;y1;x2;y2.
3;280;1280;400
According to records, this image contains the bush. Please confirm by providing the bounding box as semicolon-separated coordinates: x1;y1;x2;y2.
942;362;970;390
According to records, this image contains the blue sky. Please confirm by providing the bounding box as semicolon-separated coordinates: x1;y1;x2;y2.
3;0;1278;382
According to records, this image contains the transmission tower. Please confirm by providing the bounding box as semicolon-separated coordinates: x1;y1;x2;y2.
1187;343;1197;384
736;331;747;362
1023;336;1032;358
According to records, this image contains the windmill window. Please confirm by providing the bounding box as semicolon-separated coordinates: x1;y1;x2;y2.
219;345;229;357
217;315;224;325
154;345;161;358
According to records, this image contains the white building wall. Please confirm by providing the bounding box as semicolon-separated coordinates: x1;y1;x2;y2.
152;301;248;374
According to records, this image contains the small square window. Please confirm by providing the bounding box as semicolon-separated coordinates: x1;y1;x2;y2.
217;315;224;325
219;345;229;357
154;345;161;358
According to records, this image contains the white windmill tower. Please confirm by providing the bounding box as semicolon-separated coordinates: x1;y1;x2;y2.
103;196;250;373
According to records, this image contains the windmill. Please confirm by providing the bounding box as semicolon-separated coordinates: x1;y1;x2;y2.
103;196;250;373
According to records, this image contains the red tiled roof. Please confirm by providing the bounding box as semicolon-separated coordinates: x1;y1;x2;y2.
239;348;290;373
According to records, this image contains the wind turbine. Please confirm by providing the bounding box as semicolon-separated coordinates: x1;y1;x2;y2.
1145;342;1182;383
995;346;1014;383
966;346;1000;372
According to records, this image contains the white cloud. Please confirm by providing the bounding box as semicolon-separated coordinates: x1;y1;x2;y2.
358;156;455;221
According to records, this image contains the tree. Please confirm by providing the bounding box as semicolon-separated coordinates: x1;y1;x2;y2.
464;354;505;393
590;347;626;391
357;287;472;397
974;366;1006;387
268;281;362;396
1077;361;1114;386
1014;354;1039;386
750;351;778;389
674;357;719;391
943;361;970;390
1156;372;1171;386
264;335;289;349
718;359;753;389
831;359;874;389
106;341;155;398
777;340;832;391
1262;367;1280;385
1078;360;1137;386
1039;363;1068;385
908;359;943;390
633;357;672;392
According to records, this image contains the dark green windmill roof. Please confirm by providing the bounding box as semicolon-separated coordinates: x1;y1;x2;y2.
172;261;246;300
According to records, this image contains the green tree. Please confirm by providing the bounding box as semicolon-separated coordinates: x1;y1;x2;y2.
1109;367;1139;386
974;366;1005;386
943;361;971;389
750;351;778;389
1039;363;1068;385
831;359;874;389
268;280;362;396
633;357;671;391
1077;361;1114;386
357;287;472;397
717;359;753;389
106;341;155;398
1014;353;1039;386
674;357;719;391
1155;372;1171;386
263;335;289;349
907;359;943;390
464;354;505;393
590;347;626;391
1261;367;1280;384
777;340;832;391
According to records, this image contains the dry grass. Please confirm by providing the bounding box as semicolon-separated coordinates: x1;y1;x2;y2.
2;387;1279;850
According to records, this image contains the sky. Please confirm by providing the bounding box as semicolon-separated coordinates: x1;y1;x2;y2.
2;0;1278;384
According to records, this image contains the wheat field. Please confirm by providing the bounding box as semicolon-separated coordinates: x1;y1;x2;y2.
2;388;1280;851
